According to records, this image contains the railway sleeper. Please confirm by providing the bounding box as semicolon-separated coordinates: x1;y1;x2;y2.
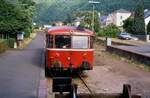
52;77;141;98
52;77;77;98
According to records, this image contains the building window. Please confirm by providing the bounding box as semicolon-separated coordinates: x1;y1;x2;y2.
120;22;123;26
120;16;123;19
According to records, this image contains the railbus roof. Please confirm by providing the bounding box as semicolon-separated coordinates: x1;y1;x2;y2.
47;26;94;36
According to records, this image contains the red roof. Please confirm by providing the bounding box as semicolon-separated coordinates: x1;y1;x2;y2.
47;26;94;36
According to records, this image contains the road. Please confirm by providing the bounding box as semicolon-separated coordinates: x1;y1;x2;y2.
0;33;44;98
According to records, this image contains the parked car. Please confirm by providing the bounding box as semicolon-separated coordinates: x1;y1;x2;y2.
118;32;132;40
118;32;139;40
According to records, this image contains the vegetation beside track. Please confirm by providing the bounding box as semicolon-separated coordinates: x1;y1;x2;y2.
95;41;150;72
0;38;15;53
17;31;38;49
0;40;7;53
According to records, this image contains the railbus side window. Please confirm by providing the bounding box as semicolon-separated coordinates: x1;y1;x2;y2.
46;35;53;48
55;35;71;48
90;36;93;49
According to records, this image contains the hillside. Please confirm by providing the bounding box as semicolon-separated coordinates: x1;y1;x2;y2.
33;0;150;24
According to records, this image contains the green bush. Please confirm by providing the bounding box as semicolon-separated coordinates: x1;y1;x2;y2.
97;24;120;38
0;40;8;53
0;38;15;53
123;17;134;34
24;28;32;38
6;38;15;48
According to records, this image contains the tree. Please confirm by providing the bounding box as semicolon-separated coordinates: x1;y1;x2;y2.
147;21;150;35
71;11;100;33
18;0;35;37
0;0;22;37
65;14;74;25
0;0;35;38
123;17;134;34
133;0;145;35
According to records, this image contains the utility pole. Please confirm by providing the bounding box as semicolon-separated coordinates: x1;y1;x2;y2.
89;0;100;32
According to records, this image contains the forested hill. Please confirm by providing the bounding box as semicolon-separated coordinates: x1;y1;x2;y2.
33;0;150;24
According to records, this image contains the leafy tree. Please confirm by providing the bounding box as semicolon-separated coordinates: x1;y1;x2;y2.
18;0;35;37
0;0;35;38
133;1;145;35
34;0;150;24
71;11;100;33
147;21;150;35
65;14;74;24
123;17;134;34
0;0;23;38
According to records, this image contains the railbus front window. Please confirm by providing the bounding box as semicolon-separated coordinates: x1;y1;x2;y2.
55;35;71;48
72;36;88;49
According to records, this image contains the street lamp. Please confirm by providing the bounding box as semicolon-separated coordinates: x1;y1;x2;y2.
89;0;100;32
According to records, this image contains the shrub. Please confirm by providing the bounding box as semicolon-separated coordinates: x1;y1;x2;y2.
123;17;134;34
24;28;32;38
0;40;8;53
6;38;15;48
97;24;120;38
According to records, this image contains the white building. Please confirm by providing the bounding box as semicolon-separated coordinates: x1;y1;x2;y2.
144;10;150;27
74;16;85;27
100;15;114;27
109;9;131;27
43;25;52;29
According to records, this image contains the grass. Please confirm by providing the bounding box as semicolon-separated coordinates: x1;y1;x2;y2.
96;37;150;72
0;39;4;42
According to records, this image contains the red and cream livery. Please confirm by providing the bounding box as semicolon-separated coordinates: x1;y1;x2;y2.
45;26;94;75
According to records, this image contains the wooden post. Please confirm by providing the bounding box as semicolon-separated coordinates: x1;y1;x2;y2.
122;84;131;98
106;37;112;46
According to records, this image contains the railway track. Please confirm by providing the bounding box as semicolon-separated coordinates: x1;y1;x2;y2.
47;73;142;98
50;73;95;98
76;73;94;95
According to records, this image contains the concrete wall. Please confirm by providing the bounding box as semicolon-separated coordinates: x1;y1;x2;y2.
107;46;150;66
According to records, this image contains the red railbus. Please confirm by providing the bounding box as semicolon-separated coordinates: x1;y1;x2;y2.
45;26;94;76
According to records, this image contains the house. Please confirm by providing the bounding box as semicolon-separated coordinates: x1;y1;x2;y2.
74;16;85;27
110;9;131;27
144;10;150;27
100;15;113;27
100;16;108;27
100;9;131;27
43;25;52;29
53;21;64;26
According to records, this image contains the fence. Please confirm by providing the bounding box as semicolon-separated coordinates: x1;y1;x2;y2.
133;35;145;40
